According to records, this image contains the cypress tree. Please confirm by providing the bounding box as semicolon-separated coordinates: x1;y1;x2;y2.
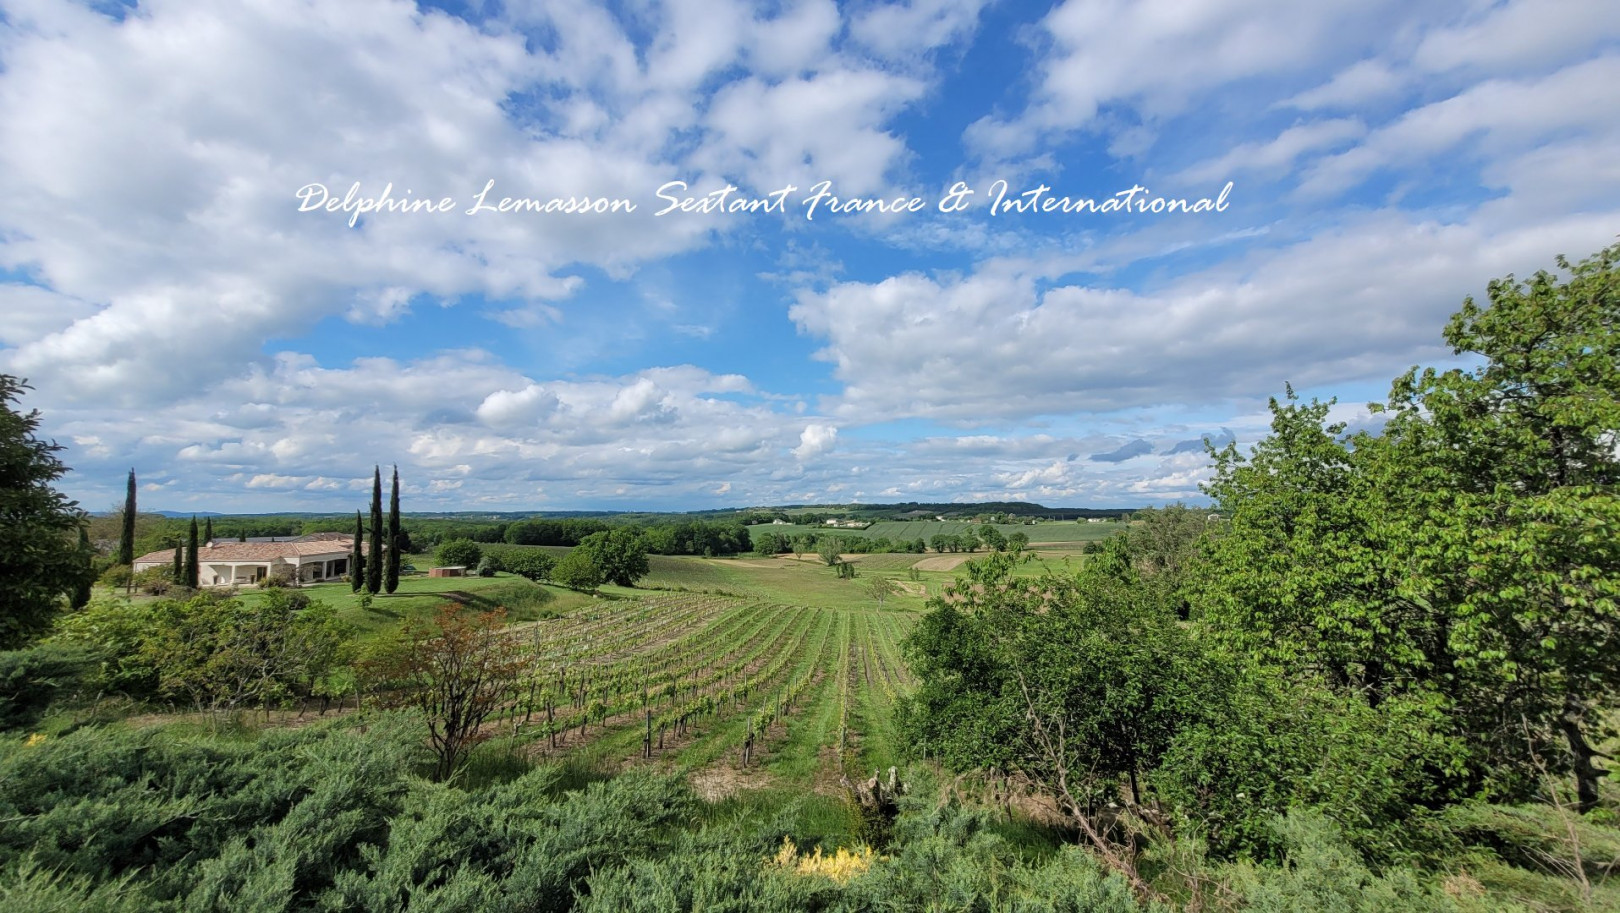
350;510;365;593
366;467;383;594
185;516;200;589
385;465;402;594
72;527;93;609
204;516;213;545
171;539;183;582
118;469;136;566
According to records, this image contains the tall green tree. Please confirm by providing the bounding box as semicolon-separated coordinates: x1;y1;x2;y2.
204;516;213;545
71;527;94;609
350;510;365;593
0;375;92;649
551;548;604;592
185;516;200;589
575;528;649;587
172;539;183;582
366;466;383;595
385;465;401;594
1199;391;1432;697
1200;243;1620;813
118;468;136;566
1372;243;1620;811
977;524;1007;552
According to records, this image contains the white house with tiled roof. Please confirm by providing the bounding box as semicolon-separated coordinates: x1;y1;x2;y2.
134;535;364;587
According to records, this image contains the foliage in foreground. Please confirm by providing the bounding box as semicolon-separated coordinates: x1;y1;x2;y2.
2;715;1613;911
0;718;692;912
902;244;1620;877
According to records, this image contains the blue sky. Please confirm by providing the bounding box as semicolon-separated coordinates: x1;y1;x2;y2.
2;0;1617;512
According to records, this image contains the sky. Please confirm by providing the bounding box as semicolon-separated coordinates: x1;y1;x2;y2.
1;0;1617;514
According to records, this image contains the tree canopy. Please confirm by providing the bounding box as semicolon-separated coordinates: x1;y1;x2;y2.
575;527;650;587
1200;242;1620;810
0;376;92;650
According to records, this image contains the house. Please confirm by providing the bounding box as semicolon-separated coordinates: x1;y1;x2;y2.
134;536;366;587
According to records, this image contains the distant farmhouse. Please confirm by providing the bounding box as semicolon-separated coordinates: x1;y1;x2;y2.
133;532;368;587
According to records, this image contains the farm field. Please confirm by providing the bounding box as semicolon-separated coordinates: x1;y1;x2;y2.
475;554;927;801
87;546;1077;802
754;518;1123;545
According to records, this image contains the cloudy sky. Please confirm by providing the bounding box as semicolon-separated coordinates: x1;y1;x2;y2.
2;0;1616;513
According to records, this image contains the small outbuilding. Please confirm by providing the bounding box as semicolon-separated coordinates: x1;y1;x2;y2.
429;566;467;578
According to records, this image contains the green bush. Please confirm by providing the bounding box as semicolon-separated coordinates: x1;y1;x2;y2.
130;566;174;596
1230;812;1457;913
501;549;557;583
1153;673;1463;861
0;642;97;731
435;539;482;569
96;565;132;589
0;717;700;911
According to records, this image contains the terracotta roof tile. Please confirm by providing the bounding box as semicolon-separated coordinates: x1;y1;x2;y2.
133;537;359;565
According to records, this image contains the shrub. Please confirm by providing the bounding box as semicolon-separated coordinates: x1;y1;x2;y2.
96;565;132;589
258;565;297;589
436;539;482;569
1230;812;1456;913
1153;673;1462;861
502;550;557;583
0;642;97;731
130;566;174;596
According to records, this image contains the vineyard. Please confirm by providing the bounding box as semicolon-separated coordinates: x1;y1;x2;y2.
483;581;921;793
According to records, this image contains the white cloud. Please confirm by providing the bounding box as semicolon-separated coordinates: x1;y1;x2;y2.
1297;55;1620;199
965;0;1412;163
1177;118;1365;184
476;385;561;428
697;69;927;195
1413;0;1620;75
850;0;990;63
793;423;838;460
0;0;953;407
1283;58;1405;111
790;210;1619;423
246;473;306;489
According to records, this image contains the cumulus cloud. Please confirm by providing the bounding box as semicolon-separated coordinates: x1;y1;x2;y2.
793;424;838;460
8;0;1618;512
790;209;1617;423
0;0;965;407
